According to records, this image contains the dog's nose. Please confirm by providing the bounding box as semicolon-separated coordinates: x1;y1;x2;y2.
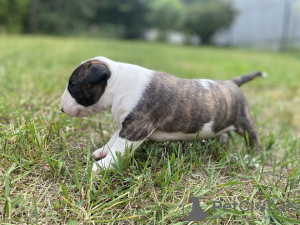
61;108;64;113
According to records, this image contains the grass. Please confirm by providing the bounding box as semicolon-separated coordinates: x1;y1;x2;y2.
0;34;300;224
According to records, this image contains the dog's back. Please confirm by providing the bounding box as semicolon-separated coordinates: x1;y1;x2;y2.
120;71;261;147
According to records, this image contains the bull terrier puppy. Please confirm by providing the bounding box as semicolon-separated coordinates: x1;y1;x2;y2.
61;57;264;171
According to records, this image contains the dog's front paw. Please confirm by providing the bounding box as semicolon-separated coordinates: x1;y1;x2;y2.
91;147;109;160
92;159;113;172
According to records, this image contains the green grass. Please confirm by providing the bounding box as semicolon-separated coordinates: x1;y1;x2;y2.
0;35;300;224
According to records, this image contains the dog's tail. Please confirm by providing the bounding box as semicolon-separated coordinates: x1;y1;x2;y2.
231;71;267;87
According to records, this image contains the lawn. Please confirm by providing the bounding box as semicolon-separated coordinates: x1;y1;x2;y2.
0;35;300;224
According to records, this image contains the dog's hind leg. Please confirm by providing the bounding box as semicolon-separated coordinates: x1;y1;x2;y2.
234;111;261;155
236;115;261;155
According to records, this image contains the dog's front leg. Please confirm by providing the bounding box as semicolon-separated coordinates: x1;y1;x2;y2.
92;135;143;171
91;130;120;160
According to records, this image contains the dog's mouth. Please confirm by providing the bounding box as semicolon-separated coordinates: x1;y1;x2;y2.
62;109;86;118
76;111;89;117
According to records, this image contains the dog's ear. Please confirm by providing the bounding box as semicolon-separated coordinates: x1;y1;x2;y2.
86;64;110;85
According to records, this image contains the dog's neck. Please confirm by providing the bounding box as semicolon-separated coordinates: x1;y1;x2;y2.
92;57;154;127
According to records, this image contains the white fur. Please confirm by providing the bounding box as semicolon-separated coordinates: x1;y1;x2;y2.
197;79;218;90
91;130;120;159
94;57;154;127
92;132;143;170
61;89;95;117
244;154;259;168
149;122;235;141
261;72;267;78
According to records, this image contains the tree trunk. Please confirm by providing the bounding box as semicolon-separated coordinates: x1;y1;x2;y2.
30;0;39;33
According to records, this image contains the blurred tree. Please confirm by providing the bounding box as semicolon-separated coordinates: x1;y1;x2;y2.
147;0;185;31
0;0;235;45
0;0;31;32
29;0;38;33
92;0;149;39
183;0;236;44
30;0;95;34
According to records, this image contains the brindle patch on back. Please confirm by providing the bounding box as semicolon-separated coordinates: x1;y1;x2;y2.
120;72;249;141
68;60;111;107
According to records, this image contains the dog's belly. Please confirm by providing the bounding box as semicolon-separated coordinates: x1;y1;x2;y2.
149;131;202;141
149;122;236;142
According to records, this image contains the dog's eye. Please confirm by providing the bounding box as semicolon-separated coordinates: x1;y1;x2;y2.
69;80;76;88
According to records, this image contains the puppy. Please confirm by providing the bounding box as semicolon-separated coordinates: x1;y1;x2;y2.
61;57;264;171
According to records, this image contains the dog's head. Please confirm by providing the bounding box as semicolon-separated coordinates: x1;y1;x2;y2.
61;59;111;117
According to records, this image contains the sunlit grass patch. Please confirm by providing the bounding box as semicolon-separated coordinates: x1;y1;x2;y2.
0;35;300;224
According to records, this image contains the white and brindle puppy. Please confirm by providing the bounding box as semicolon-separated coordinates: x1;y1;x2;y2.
61;57;264;171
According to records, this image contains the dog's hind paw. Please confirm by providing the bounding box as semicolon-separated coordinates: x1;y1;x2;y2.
244;154;259;168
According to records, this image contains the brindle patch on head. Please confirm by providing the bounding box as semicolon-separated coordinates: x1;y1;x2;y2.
68;60;111;107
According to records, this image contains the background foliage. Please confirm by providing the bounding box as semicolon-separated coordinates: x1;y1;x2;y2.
0;0;235;43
